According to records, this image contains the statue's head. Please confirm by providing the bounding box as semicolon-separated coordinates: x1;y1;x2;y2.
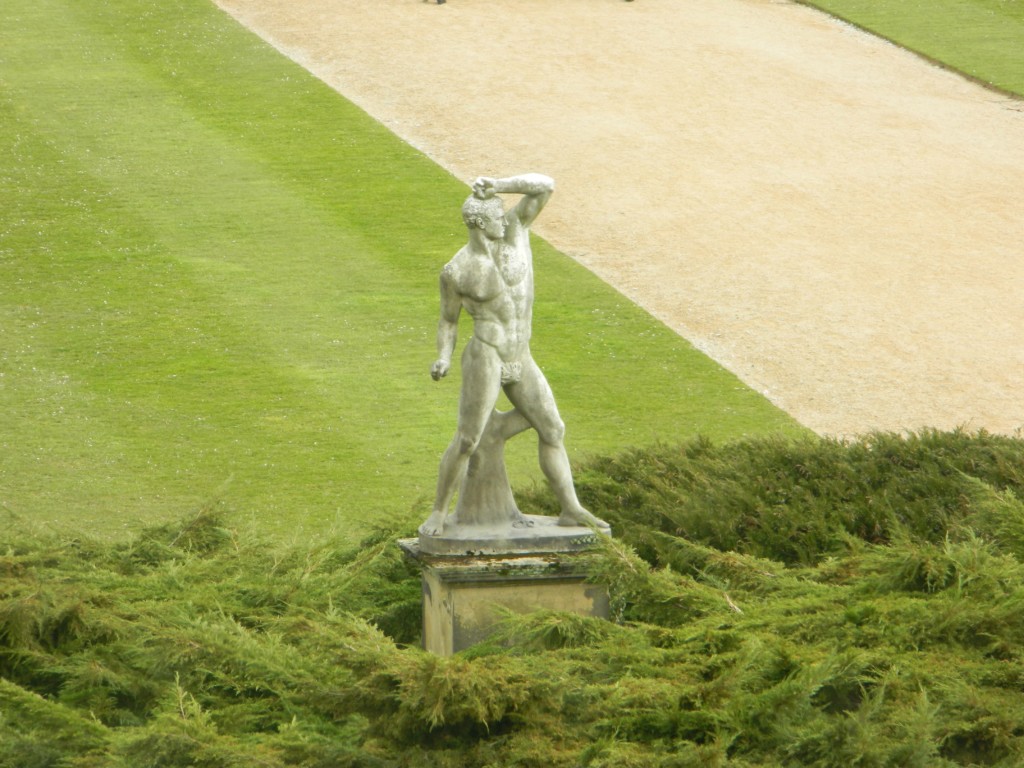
462;195;506;239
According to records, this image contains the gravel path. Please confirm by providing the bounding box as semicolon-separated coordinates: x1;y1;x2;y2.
214;0;1024;437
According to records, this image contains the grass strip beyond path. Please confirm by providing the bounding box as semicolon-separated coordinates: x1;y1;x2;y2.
797;0;1024;98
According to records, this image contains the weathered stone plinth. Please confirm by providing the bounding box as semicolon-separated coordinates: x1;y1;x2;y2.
399;537;609;656
417;514;604;556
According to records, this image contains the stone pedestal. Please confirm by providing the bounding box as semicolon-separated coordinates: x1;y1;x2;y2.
399;538;609;656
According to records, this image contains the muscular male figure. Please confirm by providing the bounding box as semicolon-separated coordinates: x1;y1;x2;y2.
421;173;609;536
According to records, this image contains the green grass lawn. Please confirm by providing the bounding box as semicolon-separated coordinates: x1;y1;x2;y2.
0;0;803;543
4;0;1020;544
796;0;1024;97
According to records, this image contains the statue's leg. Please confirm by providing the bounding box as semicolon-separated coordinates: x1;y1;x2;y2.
506;359;610;531
422;341;502;536
489;408;532;441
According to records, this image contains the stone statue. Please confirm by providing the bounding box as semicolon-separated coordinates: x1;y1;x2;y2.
420;173;610;544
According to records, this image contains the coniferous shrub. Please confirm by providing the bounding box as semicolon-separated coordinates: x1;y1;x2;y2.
3;430;1024;766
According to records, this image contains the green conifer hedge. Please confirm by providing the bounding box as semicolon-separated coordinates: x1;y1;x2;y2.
4;430;1024;766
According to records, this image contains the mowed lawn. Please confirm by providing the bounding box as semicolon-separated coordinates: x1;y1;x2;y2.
0;0;804;542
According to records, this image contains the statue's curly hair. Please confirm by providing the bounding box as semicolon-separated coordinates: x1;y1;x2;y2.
461;194;505;229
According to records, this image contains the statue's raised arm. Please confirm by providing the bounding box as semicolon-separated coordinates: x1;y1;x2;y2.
471;173;554;229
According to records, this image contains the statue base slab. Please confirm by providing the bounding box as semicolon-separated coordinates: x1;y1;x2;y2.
398;538;610;656
417;514;606;556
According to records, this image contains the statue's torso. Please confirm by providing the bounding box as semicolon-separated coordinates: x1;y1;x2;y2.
447;227;534;361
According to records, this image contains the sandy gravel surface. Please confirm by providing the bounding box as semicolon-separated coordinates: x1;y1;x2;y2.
213;0;1024;437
